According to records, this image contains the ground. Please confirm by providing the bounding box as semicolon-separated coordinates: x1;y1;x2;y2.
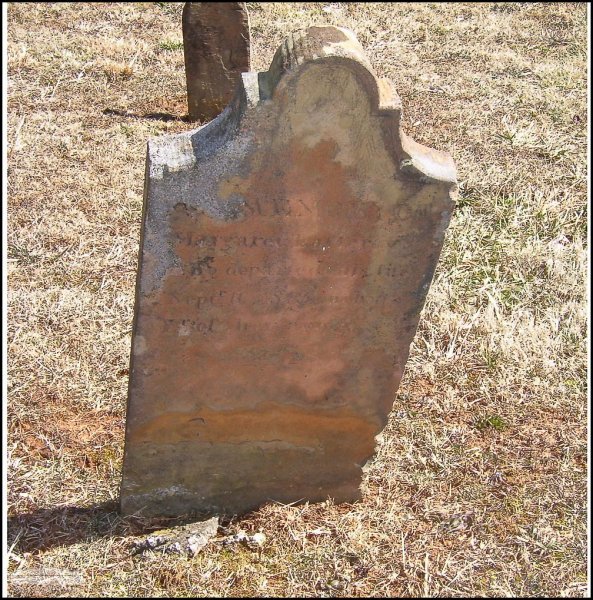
6;2;589;597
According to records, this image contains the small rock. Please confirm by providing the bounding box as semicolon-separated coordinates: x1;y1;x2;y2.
221;529;266;550
132;516;219;557
251;532;266;548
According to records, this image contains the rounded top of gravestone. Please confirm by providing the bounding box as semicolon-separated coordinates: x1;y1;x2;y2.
262;26;400;114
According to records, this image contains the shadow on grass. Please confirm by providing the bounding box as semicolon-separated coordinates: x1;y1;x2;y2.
102;108;196;123
7;502;218;554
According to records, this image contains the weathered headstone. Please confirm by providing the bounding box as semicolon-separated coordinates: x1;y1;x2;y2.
183;2;251;121
121;26;457;517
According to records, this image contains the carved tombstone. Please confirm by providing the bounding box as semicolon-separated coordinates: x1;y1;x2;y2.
182;2;251;121
121;26;457;517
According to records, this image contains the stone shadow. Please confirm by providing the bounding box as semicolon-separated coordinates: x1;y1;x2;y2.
7;501;222;554
102;108;194;122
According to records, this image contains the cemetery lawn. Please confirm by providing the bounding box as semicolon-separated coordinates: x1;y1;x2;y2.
6;3;588;598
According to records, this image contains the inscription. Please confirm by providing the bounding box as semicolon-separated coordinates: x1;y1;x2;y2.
242;196;314;218
168;287;403;313
166;317;374;338
190;256;216;277
177;232;375;251
185;262;404;280
163;286;403;341
174;318;220;336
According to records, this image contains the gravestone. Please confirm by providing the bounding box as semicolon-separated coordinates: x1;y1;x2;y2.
121;26;457;517
183;2;251;121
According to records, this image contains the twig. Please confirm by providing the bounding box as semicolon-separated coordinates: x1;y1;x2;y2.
9;116;25;160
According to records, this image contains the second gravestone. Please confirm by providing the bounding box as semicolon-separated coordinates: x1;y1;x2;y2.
183;2;251;121
121;27;457;517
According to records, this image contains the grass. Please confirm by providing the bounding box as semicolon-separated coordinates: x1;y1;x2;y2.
159;39;183;52
6;2;589;597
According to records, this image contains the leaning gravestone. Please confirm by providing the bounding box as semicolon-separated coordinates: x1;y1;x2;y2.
183;2;251;121
121;26;457;517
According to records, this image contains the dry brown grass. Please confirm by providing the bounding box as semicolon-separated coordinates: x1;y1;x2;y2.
6;2;589;597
